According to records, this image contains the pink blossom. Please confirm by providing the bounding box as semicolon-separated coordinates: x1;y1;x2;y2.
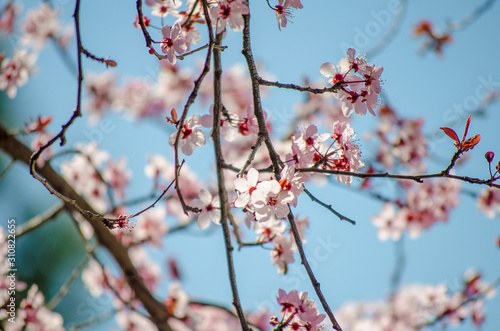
278;164;304;207
0;2;19;36
18;284;65;330
253;218;286;242
103;158;131;199
21;2;60;49
292;124;330;153
201;104;237;141
148;0;182;18
168;114;206;156
210;0;249;35
161;22;189;65
321;48;383;117
145;154;176;182
234;167;260;208
275;0;292;31
191;189;221;229
165;281;190;318
271;235;296;273
478;187;500;218
84;72;117;123
0;50;36;98
371;203;406;241
133;206;169;246
116;309;157;330
253;179;291;222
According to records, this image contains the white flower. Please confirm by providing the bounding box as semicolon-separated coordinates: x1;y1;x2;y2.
191;189;221;229
169;114;206;156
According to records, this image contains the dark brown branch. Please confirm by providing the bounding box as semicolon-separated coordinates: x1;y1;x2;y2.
207;1;251;329
0;125;173;331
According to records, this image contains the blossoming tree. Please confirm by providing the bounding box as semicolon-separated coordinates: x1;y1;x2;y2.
1;0;499;330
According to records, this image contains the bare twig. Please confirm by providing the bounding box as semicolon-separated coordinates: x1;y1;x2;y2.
296;167;500;189
303;188;356;225
45;247;95;310
17;202;65;237
447;0;497;31
0;159;14;183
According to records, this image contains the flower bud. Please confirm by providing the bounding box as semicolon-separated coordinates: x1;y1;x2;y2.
485;151;494;163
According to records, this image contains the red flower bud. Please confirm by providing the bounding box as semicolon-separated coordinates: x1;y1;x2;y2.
485;151;494;163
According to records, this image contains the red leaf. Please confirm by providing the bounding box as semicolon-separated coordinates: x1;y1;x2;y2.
463;114;473;141
461;134;481;152
440;127;460;144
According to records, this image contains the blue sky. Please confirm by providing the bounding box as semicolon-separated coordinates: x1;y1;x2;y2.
2;0;500;330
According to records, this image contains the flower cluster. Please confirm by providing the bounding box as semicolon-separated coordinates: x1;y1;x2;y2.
336;270;495;330
289;122;364;187
0;232;63;331
209;0;249;35
270;289;326;331
61;142;131;213
372;178;460;241
321;48;383;117
234;165;304;222
0;2;71;98
367;105;428;173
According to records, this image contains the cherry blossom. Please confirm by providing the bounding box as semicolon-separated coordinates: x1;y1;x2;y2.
274;289;326;329
116;309;157;331
17;284;65;331
147;0;182;18
168;114;206;155
0;50;37;99
321;48;383;117
209;0;249;35
275;0;292;31
234;167;260;209
21;2;60;49
164;281;190;318
271;234;296;273
201;104;237;141
84;71;117;123
0;1;19;36
145;154;176;182
103;158;131;199
253;218;286;242
133;206;169;246
478;187;500;218
160;22;189;65
191;189;221;229
371;203;406;241
253;179;292;222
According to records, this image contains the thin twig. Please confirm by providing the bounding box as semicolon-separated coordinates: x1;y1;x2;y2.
366;0;408;58
17;202;65;237
303;188;356;225
0;159;14;183
206;1;251;329
238;135;264;177
296;167;500;189
45;248;95;310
